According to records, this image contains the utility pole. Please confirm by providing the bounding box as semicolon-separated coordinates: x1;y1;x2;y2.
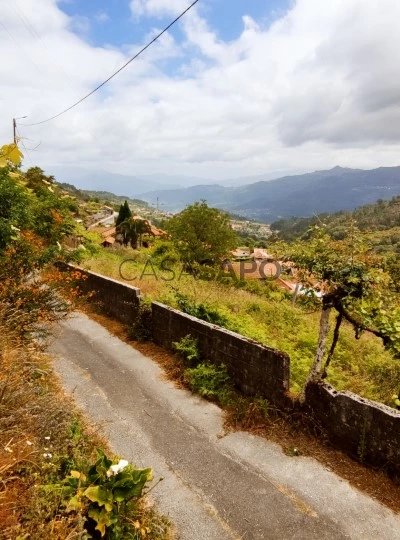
12;116;27;145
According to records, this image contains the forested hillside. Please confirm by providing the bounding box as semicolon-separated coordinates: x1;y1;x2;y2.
271;196;400;242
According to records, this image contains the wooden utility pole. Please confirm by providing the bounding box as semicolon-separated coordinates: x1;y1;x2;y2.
12;116;27;145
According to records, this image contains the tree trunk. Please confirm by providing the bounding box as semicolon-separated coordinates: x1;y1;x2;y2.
300;302;331;402
322;311;343;379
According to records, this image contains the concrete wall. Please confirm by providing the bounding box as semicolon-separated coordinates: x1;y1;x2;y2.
151;301;290;406
305;382;400;475
59;263;141;325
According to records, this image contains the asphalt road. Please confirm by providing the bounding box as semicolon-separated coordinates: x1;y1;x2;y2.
50;313;400;540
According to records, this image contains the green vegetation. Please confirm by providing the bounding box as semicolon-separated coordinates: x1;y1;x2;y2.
271;196;400;243
173;335;234;405
54;449;155;538
285;224;400;397
82;246;400;405
59;183;150;209
166;200;237;267
173;334;201;366
116;200;133;226
120;217;152;249
184;362;233;404
0;146;169;538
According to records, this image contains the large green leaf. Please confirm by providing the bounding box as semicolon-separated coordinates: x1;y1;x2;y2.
84;485;113;512
88;507;115;537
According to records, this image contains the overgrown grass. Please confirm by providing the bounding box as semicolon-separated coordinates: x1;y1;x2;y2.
0;317;171;539
81;248;400;406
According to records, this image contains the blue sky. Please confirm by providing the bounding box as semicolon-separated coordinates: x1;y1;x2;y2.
61;0;291;49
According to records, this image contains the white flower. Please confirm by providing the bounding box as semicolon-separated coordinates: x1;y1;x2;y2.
43;453;53;459
26;440;33;446
44;436;51;440
106;459;129;477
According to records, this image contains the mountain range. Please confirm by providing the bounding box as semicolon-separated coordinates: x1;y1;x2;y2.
48;165;400;223
138;166;400;221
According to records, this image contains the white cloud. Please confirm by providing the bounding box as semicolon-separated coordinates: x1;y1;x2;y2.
130;0;191;19
1;0;400;186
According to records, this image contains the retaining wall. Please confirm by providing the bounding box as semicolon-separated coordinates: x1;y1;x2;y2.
58;263;141;325
305;382;400;475
151;301;290;406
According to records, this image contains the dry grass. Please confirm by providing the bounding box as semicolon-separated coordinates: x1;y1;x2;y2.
0;317;171;540
86;308;400;515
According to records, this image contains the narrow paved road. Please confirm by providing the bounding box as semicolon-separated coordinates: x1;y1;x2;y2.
50;313;400;540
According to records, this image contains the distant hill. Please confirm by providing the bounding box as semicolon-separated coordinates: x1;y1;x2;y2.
48;166;214;196
58;183;149;208
270;196;400;241
138;166;400;221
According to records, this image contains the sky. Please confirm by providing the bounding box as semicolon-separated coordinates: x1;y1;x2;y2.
2;0;400;186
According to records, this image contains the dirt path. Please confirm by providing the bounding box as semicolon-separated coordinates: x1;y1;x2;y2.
50;313;400;540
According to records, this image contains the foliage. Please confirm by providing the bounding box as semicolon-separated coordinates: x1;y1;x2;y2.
128;302;153;342
116;200;132;227
0;142;23;168
150;239;180;264
0;143;169;538
184;362;233;404
173;290;229;327
119;218;152;249
172;335;200;366
271;196;400;242
54;449;153;538
288;224;400;391
166;200;236;267
0;166;33;249
82;247;400;406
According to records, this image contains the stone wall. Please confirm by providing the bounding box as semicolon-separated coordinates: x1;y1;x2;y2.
305;382;400;475
59;263;141;325
151;301;290;406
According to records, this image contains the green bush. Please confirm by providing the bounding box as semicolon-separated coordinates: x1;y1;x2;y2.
173;290;229;327
172;335;200;366
52;449;153;538
184;362;233;405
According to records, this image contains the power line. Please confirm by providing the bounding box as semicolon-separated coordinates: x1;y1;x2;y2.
6;0;76;90
15;127;34;165
0;20;44;75
20;0;200;128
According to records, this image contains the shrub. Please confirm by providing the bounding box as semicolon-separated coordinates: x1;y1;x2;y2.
172;335;200;367
48;449;153;538
173;290;229;327
184;362;233;405
128;302;153;342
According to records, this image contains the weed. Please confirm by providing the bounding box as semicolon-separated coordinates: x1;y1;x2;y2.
184;362;234;405
128;302;153;342
173;290;229;327
50;449;154;538
172;335;200;367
